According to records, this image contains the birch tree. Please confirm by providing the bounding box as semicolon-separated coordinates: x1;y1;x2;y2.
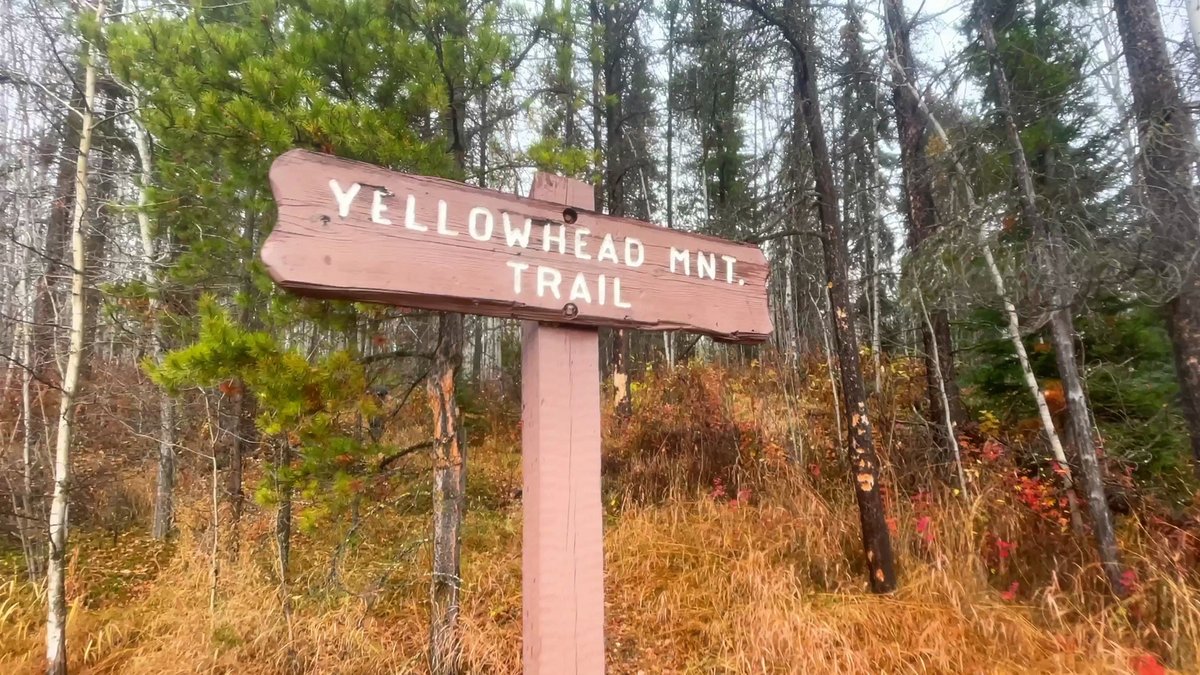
976;6;1124;594
46;2;103;671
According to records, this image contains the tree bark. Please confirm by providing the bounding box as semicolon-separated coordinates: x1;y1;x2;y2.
598;0;635;417
275;438;293;582
1113;0;1200;478
428;312;465;675
980;16;1125;594
34;76;86;385
879;0;1084;532
47;5;103;670
883;0;967;454
130;91;177;541
784;0;896;592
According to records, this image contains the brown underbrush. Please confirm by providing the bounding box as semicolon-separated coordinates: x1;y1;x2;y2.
2;358;1197;673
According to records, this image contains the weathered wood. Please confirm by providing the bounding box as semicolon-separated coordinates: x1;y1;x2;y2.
1114;0;1200;477
785;0;896;593
260;151;772;671
429;311;466;674
263;149;771;342
522;173;605;675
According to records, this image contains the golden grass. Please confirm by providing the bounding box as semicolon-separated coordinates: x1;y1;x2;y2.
3;360;1197;673
3;480;1193;673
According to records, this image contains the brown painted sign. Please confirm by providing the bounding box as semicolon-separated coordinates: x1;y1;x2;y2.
262;149;772;342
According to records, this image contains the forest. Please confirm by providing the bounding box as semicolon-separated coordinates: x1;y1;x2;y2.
0;0;1199;671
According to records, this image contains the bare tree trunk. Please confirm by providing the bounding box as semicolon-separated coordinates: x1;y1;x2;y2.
980;16;1124;594
919;292;969;499
35;78;86;385
80;92;113;373
881;0;1083;532
21;268;41;578
275;439;293;581
774;0;896;591
227;212;262;535
816;289;844;452
1187;0;1200;57
130;91;177;540
273;437;296;670
429;312;465;675
47;5;102;670
883;0;967;457
1113;0;1200;478
979;227;1085;533
16;131;43;578
869;210;883;395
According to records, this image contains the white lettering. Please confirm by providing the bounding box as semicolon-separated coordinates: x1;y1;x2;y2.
598;274;607;305
613;277;632;309
506;261;529;294
669;248;690;275
721;255;737;283
329;180;360;218
536;266;563;299
468;206;494;241
404;195;427;231
697;252;717;280
503;213;531;248
371;190;392;225
574;228;592;259
543;223;567;254
437;200;456;236
624;237;644;267
597;233;620;264
568;272;592;304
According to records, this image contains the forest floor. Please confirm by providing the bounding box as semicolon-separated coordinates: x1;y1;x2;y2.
2;359;1198;673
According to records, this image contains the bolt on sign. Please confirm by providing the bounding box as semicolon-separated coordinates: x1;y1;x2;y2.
262;149;772;674
263;150;771;341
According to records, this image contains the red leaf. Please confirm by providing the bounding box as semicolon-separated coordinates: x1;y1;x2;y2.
996;539;1015;560
1121;569;1141;593
1131;653;1165;675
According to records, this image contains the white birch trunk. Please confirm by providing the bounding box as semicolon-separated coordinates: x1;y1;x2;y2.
1188;0;1200;59
19;215;41;579
47;4;102;670
889;69;1084;530
129;91;177;539
919;291;969;499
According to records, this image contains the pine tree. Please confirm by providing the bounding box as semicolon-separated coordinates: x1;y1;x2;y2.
968;0;1125;593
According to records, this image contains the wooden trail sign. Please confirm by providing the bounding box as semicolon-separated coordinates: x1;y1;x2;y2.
261;150;773;674
263;149;771;342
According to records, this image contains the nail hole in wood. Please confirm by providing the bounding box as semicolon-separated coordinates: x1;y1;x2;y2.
563;208;578;224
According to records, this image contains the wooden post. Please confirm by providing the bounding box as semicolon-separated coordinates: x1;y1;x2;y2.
262;151;773;673
522;174;605;674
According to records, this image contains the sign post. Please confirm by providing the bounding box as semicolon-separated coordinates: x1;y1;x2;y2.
262;150;772;673
520;173;604;673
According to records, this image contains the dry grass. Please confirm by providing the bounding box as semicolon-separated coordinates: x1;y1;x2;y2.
4;487;1195;673
3;360;1198;673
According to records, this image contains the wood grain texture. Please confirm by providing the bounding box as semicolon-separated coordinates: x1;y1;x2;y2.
521;174;604;675
262;149;772;343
